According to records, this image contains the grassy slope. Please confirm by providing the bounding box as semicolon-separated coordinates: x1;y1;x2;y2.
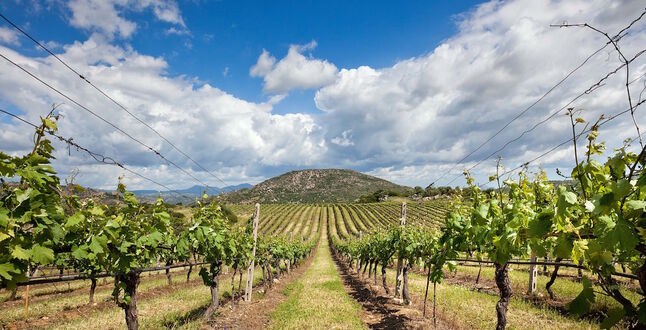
269;225;366;329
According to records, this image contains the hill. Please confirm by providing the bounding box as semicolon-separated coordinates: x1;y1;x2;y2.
217;169;411;203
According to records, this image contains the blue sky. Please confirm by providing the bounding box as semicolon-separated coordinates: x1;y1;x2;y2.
0;0;644;189
2;1;483;112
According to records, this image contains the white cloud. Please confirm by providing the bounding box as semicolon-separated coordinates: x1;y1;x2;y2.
0;34;326;189
315;0;646;186
250;41;338;94
2;0;646;189
0;26;20;46
66;0;187;38
249;49;276;77
331;129;354;147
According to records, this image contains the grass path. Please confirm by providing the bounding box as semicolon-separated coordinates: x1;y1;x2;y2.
269;224;366;329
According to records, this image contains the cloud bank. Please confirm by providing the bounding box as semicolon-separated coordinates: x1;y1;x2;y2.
1;0;645;190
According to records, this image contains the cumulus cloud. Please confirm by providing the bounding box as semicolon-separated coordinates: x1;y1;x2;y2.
249;50;276;77
2;0;646;190
0;26;20;46
331;129;354;147
67;0;187;38
250;41;338;94
0;34;326;189
315;0;646;186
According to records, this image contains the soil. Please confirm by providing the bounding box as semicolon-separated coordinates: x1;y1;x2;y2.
331;253;460;330
207;252;317;329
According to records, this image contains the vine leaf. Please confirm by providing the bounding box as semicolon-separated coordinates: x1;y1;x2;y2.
567;276;595;317
600;308;625;329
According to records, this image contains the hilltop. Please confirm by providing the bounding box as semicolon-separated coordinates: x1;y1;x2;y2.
217;169;411;203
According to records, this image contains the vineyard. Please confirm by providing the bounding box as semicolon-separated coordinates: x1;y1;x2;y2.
226;201;448;239
2;2;646;330
1;117;646;329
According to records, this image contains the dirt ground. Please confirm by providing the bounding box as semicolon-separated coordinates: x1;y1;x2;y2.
331;253;460;330
207;252;316;329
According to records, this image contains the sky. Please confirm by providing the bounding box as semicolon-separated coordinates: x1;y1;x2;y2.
0;0;645;190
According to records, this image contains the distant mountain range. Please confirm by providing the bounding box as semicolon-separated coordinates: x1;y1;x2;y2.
129;183;252;204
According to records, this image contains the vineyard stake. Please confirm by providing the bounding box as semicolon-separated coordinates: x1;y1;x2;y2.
395;202;406;297
423;266;430;318
433;282;436;326
245;204;260;302
25;265;30;320
528;252;537;294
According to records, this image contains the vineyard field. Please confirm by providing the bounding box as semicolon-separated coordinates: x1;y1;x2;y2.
227;201;449;239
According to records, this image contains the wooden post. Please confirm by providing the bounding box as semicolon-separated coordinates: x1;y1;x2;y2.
528;252;537;294
25;265;30;320
395;202;406;297
245;204;260;302
359;230;362;240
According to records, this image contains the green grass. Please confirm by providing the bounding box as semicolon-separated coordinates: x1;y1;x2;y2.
0;266;265;329
383;267;598;329
454;263;640;312
269;226;366;329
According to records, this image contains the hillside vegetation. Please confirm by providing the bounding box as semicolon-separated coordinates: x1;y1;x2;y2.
218;169;411;203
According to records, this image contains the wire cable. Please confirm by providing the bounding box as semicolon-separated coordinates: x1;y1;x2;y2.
0;108;193;200
0;11;229;188
0;51;211;189
427;8;646;187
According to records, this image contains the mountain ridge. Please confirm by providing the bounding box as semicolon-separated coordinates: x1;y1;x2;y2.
217;168;411;203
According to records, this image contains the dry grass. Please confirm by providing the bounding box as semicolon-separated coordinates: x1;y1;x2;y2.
0;266;265;329
383;268;597;329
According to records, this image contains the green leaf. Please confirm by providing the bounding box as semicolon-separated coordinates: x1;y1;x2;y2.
638;171;646;189
567;277;595;317
600;308;625;329
16;188;31;205
0;208;8;227
71;246;89;259
554;235;574;259
615;218;638;252
613;179;632;200
528;209;553;238
638;301;646;324
563;190;578;205
89;236;104;254
31;244;54;264
0;262;18;280
65;212;85;228
472;204;489;225
11;245;31;260
43;118;57;130
123;192;139;207
607;155;626;178
90;206;104;216
587;240;613;268
625;200;646;219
